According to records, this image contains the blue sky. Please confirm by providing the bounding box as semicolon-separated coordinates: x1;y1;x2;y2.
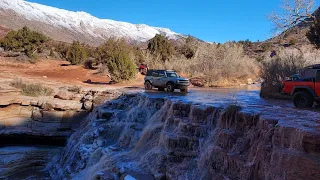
27;0;319;43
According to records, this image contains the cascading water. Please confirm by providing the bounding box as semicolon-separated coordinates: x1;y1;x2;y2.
47;93;320;180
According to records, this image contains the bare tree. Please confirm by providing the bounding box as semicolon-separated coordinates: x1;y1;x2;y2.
269;0;317;31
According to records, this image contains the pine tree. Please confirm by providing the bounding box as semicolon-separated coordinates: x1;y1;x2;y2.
307;11;320;48
147;34;174;61
66;41;87;65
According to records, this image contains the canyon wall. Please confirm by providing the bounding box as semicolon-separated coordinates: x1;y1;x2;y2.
48;94;320;180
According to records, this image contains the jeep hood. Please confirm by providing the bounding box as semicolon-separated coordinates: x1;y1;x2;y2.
177;77;189;81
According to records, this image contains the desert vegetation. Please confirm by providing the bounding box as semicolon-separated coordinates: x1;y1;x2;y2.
143;41;259;87
307;6;320;48
66;41;87;65
95;39;137;82
0;27;259;85
4;10;320;87
0;26;49;59
260;44;320;98
147;34;174;61
11;77;53;96
261;0;320;98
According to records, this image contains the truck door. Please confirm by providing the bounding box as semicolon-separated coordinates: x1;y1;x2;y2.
316;70;320;97
157;71;167;87
151;71;160;87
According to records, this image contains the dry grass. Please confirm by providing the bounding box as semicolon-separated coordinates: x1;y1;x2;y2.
11;78;53;97
142;42;259;87
67;85;82;93
260;45;320;98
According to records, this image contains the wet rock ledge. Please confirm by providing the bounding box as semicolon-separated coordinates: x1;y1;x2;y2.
0;89;122;138
0;89;122;179
48;93;320;180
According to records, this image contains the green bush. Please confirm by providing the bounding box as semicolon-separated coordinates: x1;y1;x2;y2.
96;39;136;82
0;26;49;58
106;50;137;82
148;34;174;61
66;41;87;65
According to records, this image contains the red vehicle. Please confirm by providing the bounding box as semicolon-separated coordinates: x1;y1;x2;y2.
138;64;148;75
282;64;320;108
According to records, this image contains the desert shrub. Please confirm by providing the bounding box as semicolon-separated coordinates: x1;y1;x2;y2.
96;64;110;76
289;38;298;45
148;34;174;61
11;78;53;96
53;42;69;58
96;39;136;82
49;49;54;57
260;50;307;98
261;42;272;52
106;50;136;82
96;38;132;63
66;41;87;65
132;46;144;64
143;42;259;87
68;85;82;93
0;26;49;58
238;39;253;47
177;44;195;59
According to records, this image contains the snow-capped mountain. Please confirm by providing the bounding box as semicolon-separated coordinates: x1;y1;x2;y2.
0;0;181;45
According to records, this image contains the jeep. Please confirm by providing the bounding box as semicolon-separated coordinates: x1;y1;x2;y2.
144;70;190;92
282;64;320;108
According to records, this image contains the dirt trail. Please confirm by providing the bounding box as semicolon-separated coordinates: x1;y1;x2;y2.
0;57;144;90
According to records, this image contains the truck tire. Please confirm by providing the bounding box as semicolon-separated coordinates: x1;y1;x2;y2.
181;87;188;93
293;91;314;108
166;83;174;92
145;81;153;90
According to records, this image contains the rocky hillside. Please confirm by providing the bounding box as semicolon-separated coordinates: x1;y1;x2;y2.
242;7;320;59
0;0;182;46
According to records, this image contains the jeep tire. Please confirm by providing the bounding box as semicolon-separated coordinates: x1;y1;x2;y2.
166;83;174;92
145;81;153;90
181;87;188;93
293;91;314;108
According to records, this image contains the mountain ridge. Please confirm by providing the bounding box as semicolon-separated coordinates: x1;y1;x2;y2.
0;0;182;45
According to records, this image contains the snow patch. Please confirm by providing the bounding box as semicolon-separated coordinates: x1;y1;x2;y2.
0;0;181;42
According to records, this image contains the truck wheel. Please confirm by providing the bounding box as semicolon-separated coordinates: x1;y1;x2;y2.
293;91;314;108
166;83;174;92
145;81;152;90
158;88;165;91
181;88;188;93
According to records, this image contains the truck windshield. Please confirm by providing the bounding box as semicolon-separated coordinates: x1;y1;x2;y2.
166;72;178;77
